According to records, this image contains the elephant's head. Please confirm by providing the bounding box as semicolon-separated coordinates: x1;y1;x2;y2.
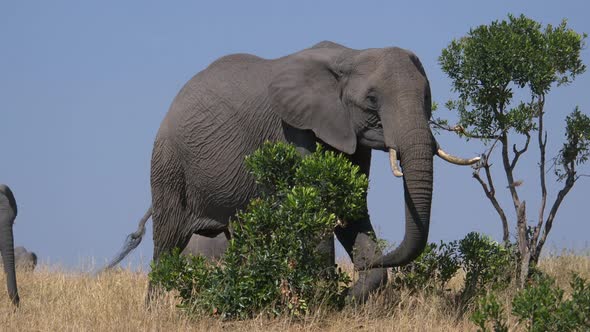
270;42;478;268
0;184;19;306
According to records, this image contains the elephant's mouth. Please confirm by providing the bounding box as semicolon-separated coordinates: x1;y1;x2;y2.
358;117;386;150
358;129;386;150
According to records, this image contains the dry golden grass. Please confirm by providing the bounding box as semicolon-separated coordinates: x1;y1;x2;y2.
1;254;588;332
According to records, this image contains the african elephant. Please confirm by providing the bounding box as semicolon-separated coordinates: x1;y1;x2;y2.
109;41;478;301
0;184;19;306
14;246;37;271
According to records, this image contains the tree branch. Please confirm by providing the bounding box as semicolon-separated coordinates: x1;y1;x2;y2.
501;133;521;211
531;96;547;259
472;172;510;243
510;133;531;171
472;142;510;242
429;120;501;140
484;138;500;196
533;173;576;264
516;201;530;288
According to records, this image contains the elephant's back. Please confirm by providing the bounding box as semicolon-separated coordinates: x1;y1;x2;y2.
174;53;271;113
160;53;274;139
154;53;285;214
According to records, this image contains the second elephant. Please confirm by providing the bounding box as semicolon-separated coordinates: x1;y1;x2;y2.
14;246;37;271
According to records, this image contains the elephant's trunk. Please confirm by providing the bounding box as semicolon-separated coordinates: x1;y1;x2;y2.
369;85;435;268
0;213;19;306
371;131;433;268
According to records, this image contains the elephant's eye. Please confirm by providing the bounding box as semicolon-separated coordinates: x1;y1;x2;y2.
366;95;378;110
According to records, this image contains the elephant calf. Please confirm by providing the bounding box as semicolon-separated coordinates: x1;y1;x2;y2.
14;246;37;271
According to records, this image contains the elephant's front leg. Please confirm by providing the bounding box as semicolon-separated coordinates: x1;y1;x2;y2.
337;146;388;302
315;234;336;267
335;220;388;303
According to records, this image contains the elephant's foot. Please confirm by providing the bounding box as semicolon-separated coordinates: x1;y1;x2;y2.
346;267;388;304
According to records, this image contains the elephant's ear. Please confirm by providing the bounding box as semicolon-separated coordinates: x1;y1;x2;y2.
269;49;357;154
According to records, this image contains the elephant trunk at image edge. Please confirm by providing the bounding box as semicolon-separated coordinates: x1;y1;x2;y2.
0;184;19;306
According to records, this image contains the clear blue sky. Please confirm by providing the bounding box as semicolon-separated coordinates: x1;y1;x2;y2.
1;1;588;269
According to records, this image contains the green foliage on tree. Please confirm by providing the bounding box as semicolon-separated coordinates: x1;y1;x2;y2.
436;14;589;283
150;142;368;319
556;107;590;181
439;14;585;139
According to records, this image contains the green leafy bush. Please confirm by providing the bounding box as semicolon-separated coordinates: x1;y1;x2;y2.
512;273;590;332
150;142;368;319
471;273;590;332
471;293;509;332
458;233;516;304
393;233;514;295
392;241;460;292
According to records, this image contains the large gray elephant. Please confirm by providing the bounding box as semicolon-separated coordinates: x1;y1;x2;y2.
0;184;19;306
109;41;478;301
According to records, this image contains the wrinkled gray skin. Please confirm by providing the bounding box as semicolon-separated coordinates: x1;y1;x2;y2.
181;234;228;260
0;184;19;306
14;246;37;271
112;41;447;302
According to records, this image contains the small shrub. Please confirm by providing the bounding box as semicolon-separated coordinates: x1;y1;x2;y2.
458;232;516;308
459;232;515;291
568;274;590;328
150;142;367;319
392;241;460;292
470;293;508;332
512;273;590;332
472;273;590;332
393;232;514;296
148;247;210;302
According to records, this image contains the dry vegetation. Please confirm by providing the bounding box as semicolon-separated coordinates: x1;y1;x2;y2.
1;253;589;332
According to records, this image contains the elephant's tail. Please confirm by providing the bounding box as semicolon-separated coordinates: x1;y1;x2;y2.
100;206;152;272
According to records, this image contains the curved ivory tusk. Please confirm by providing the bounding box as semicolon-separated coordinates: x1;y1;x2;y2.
389;148;403;177
436;148;481;165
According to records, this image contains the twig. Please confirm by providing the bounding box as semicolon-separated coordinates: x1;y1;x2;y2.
531;96;547;260
472;143;510;242
510;133;531;171
534;174;576;262
429;120;501;140
501;133;521;211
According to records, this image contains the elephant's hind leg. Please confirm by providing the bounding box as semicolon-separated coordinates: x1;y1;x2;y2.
147;207;194;306
148;138;196;304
